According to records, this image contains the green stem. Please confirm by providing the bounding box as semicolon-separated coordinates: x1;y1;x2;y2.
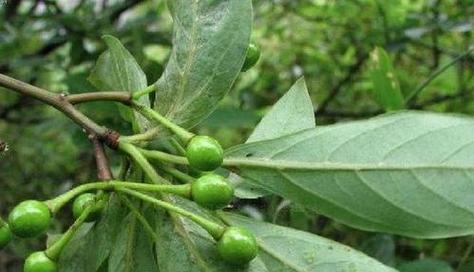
131;102;194;143
118;188;225;240
45;181;191;214
118;194;159;241
140;148;189;165
170;137;187;155
132;85;156;100
120;127;160;144
67;91;131;105
405;48;474;105
119;142;169;184
160;165;195;183
45;204;94;260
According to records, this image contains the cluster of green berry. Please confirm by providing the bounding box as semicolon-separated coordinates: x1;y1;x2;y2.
0;43;261;271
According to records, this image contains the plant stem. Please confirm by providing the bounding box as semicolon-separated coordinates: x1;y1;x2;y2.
120;127;160;143
118;188;225;240
170;137;186;155
92;137;113;180
132;85;156;100
139;148;189;165
405;48;474;105
160;165;195;183
45;181;191;213
45;204;94;261
67;91;131;105
131;101;194;143
118;142;169;184
118;194;159;241
0;73;109;138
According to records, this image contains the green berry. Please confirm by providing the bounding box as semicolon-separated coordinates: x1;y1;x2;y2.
24;251;57;272
186;136;224;171
217;227;258;265
72;193;101;222
9;200;51;238
241;43;261;72
191;173;234;210
0;224;12;249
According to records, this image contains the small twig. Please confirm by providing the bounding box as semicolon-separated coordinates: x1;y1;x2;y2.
67;91;131;105
405;48;474;106
91;137;113;181
0;73;120;148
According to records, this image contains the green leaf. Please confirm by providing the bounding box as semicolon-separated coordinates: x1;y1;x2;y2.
369;47;404;111
234;78;315;199
154;197;268;272
88;35;150;132
247;77;315;143
397;259;453;272
58;196;128;272
221;213;397;272
154;0;252;129
225;111;474;238
108;212;158;272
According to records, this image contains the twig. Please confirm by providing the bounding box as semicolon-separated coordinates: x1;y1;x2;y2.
91;137;113;180
67;91;131;105
0;73;120;147
405;48;474;105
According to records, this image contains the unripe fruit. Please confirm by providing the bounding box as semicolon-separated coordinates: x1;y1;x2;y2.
0;224;12;249
191;173;234;210
217;227;258;265
72;193;101;222
24;251;57;272
186;136;224;171
9;200;51;238
241;43;261;72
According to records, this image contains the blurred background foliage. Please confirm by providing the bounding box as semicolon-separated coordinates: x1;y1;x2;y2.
0;0;473;271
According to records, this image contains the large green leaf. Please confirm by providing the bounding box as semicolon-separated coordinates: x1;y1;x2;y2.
225;111;474;238
221;213;396;272
369;47;404;111
247;77;315;143
88;35;150;132
153;0;252;129
154;197;268;272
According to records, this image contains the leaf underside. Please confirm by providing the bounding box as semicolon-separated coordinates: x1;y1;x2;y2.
154;0;252;130
226;111;474;238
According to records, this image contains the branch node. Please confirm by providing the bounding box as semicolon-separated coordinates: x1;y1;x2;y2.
102;129;121;149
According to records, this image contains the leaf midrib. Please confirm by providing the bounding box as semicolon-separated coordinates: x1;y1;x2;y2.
224;158;474;171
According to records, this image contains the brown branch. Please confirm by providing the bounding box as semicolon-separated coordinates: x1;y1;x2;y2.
0;73;120;147
91;137;113;180
67;91;131;105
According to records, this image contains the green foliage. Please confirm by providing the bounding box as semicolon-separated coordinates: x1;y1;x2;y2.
153;0;252;129
0;0;473;271
226;111;474;238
